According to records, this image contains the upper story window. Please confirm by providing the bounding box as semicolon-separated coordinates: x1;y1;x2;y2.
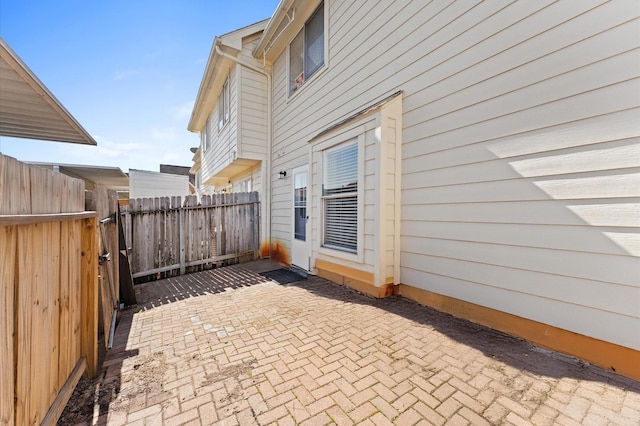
289;2;324;96
218;77;229;131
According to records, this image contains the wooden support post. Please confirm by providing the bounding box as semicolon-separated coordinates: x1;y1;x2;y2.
179;206;186;275
80;216;98;378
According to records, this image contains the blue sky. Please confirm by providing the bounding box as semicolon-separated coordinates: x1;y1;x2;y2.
0;0;278;172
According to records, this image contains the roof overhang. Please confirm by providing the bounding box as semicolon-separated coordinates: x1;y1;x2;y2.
189;146;201;174
252;0;322;63
188;20;269;133
29;162;129;192
202;158;260;186
0;37;97;145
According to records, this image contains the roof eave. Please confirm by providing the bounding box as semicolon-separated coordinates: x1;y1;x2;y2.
252;0;294;60
187;39;239;133
252;0;322;63
0;37;97;145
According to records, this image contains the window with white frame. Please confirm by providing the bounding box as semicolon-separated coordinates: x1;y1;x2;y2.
203;118;210;151
322;139;357;252
289;2;324;95
218;77;229;130
238;178;252;193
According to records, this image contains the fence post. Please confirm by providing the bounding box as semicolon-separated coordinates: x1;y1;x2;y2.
80;216;98;378
179;198;186;275
252;192;260;259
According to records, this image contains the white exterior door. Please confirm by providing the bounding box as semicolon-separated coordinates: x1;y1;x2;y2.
291;165;309;270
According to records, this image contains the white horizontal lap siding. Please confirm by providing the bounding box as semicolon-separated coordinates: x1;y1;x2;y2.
129;171;189;199
239;35;268;160
269;0;638;350
202;67;238;181
393;1;640;349
270;51;313;249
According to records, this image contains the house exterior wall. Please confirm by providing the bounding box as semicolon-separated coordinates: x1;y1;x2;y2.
238;34;269;162
229;165;261;194
128;170;190;199
197;33;268;197
266;0;640;354
200;65;238;186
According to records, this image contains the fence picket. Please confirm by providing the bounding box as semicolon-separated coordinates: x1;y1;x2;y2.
122;192;259;280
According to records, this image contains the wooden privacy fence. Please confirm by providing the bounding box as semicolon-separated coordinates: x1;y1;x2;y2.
0;154;98;426
121;192;260;280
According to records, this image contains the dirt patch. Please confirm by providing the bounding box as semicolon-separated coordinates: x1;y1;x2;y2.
57;351;168;425
201;358;256;387
57;375;97;425
121;351;168;397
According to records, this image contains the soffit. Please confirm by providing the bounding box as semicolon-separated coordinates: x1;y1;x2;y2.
30;162;129;191
202;158;259;185
0;38;97;145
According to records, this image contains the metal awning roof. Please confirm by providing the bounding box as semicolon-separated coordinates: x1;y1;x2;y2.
0;37;97;145
29;162;129;192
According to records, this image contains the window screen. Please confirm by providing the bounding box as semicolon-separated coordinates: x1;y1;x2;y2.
288;2;324;95
323;141;357;252
305;3;324;77
218;78;229;130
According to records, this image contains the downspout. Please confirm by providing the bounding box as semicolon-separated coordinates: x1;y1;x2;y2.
215;44;273;258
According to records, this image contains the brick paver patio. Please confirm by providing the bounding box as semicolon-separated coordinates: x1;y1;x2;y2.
63;260;640;425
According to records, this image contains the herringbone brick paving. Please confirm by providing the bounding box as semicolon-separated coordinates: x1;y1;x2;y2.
65;261;640;425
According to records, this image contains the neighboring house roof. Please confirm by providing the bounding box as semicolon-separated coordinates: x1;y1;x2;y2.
159;164;191;175
28;162;129;192
0;37;97;145
160;164;195;186
187;20;268;133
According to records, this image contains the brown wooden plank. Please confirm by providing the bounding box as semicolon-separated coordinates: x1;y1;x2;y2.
58;220;72;388
47;220;62;409
0;225;16;426
70;220;82;367
80;217;98;378
16;224;34;425
30;222;49;424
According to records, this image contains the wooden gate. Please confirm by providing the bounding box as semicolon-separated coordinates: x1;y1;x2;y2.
85;185;121;347
121;192;260;280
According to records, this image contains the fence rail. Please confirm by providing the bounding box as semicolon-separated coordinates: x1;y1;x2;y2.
121;192;260;280
1;153;98;426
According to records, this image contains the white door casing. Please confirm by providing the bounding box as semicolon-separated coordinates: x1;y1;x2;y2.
291;165;309;270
